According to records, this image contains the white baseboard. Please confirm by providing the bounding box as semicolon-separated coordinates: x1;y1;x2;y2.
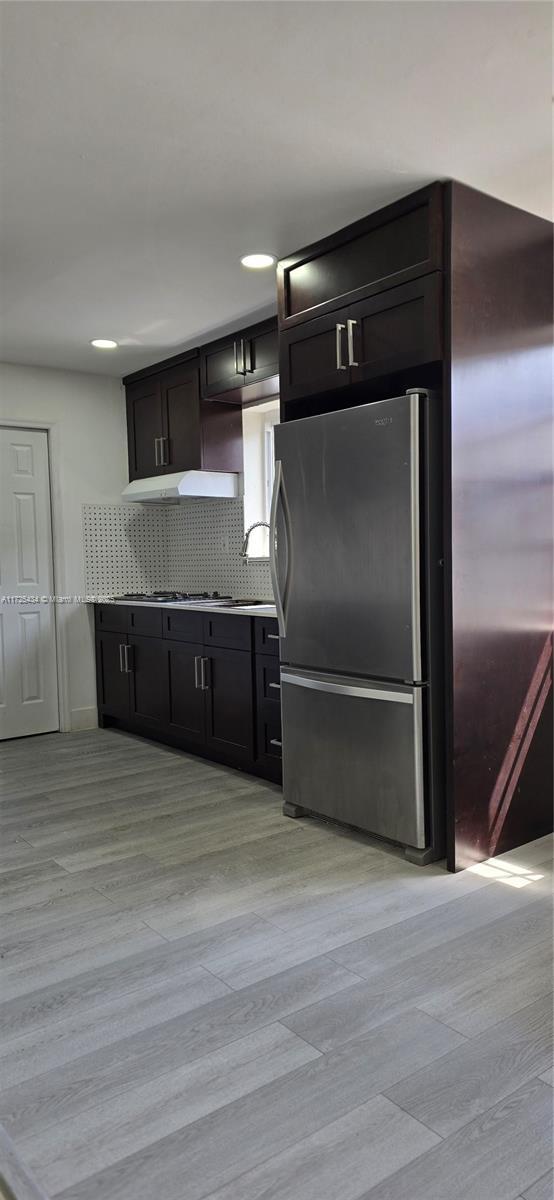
70;705;98;731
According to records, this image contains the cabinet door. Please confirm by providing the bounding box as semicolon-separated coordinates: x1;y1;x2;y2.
201;335;249;398
245;321;279;385
126;377;165;480
96;632;129;719
203;647;254;761
348;274;442;384
127;635;168;730
279;310;351;405
165;639;206;746
160;364;202;472
277;183;443;326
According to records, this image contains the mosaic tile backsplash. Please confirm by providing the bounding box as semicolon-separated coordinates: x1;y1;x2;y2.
83;500;273;600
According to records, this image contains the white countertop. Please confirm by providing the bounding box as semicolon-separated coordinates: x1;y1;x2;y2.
96;599;278;618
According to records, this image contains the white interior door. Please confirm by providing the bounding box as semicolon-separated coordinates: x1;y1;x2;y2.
0;428;59;738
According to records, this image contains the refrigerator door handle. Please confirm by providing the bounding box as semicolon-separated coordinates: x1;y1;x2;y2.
280;672;414;704
409;391;422;680
269;459;290;637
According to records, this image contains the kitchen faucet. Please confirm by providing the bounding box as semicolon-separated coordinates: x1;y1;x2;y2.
240;522;270;558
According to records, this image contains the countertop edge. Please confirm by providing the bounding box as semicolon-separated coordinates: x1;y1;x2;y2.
89;600;277;618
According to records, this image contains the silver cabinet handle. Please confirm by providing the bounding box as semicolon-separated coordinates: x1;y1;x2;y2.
200;657;210;690
194;656;201;689
154;437;160;467
347;319;358;367
124;644;132;673
270;738;282;748
269;682;281;690
118;643;126;673
234;339;247;377
335;323;347;371
159;436;168;467
267;634;279;641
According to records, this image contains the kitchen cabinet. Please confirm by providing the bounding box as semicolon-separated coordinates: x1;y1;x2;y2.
277;183;443;328
96;631;131;721
255;652;282;781
204;645;254;761
200;318;278;401
125;356;242;482
125;374;165;479
279;275;442;405
127;635;168;731
166;639;206;746
94;606;281;782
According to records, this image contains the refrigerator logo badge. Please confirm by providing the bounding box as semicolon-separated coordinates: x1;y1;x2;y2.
375;416;393;426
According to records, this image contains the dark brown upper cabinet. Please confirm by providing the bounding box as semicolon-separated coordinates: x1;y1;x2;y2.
280;274;442;404
277;183;443;329
125;374;166;479
125;356;242;482
200;317;278;403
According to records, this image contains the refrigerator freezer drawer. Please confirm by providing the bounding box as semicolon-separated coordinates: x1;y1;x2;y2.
281;670;426;850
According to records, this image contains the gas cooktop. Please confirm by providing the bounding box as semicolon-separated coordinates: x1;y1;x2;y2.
118;591;231;605
115;592;266;608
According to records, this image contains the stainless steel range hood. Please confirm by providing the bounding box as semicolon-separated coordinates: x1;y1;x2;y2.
122;471;241;503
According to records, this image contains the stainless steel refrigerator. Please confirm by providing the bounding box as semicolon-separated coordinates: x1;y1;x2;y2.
270;389;443;864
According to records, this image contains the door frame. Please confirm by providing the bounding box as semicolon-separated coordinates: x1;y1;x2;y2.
1;418;69;732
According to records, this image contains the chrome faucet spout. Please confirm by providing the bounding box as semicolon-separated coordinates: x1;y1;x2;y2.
240;522;270;558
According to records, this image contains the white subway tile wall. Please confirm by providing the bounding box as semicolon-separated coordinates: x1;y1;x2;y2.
83;501;273;599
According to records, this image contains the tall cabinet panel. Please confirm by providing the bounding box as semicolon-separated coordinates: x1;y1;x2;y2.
446;182;553;870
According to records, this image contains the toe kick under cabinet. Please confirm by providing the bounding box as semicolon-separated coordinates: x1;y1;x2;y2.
94;605;282;783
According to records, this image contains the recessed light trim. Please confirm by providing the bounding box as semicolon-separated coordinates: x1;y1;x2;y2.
90;338;118;349
240;253;276;270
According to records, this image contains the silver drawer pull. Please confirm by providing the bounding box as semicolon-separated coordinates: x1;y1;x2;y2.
335;323;347;371
269;682;281;690
270;738;282;748
194;656;201;689
267;634;279;641
118;643;126;673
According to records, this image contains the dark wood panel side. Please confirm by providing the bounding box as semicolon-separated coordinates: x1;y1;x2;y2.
446;181;553;870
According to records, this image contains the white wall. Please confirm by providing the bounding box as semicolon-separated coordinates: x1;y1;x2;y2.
0;362;127;731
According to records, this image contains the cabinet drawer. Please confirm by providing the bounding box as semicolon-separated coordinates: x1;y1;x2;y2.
258;713;283;760
95;604;129;634
203;613;252;651
256;655;281;703
254;617;280;655
162;609;204;644
128;606;163;638
278;184;443;326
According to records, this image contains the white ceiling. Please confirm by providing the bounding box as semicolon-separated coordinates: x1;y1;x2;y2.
0;1;551;377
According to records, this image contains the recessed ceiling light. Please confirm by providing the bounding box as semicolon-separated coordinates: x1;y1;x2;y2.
90;338;118;349
240;253;276;270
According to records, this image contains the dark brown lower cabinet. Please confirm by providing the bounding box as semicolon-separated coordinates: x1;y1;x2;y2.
96;631;130;721
255;654;282;781
166;640;205;746
204;646;254;762
128;635;168;732
95;607;281;782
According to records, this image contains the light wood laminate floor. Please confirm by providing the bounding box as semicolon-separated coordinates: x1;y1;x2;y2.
0;729;552;1200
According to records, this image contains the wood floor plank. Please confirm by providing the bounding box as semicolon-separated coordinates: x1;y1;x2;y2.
0;1123;49;1200
21;1023;321;1195
0;957;358;1131
385;995;553;1135
357;1078;553;1200
51;1008;462;1200
1;731;551;1200
201;1095;439;1200
522;1169;554;1200
282;903;552;1053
